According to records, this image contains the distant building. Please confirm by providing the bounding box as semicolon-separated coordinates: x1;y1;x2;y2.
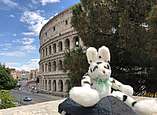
10;68;21;80
39;8;84;96
29;69;39;80
20;70;29;81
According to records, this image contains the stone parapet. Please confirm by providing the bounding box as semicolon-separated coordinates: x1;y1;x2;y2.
0;97;157;115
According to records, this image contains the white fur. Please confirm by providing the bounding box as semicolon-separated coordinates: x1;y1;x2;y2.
69;75;100;107
86;47;97;64
112;78;134;96
112;91;157;115
98;46;110;62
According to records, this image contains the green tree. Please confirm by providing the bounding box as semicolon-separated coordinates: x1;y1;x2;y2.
70;0;157;93
64;48;88;87
0;65;17;90
0;90;16;109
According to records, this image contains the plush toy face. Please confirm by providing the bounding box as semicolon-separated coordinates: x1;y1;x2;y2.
88;60;111;80
86;46;111;80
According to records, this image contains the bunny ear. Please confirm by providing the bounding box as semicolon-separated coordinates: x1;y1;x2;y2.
98;46;110;62
86;47;98;64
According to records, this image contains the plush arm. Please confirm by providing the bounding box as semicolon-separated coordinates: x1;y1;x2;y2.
110;78;134;96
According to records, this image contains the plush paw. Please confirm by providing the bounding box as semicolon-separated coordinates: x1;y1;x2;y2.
69;87;100;107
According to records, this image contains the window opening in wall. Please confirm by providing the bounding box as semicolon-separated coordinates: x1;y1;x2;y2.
58;80;63;92
53;26;56;31
46;47;48;56
49;45;52;55
48;80;51;91
45;63;48;72
74;36;79;47
48;62;51;72
53;44;56;53
53;61;56;71
65;20;68;25
53;80;56;91
58;41;63;52
58;60;63;70
65;39;70;49
45;80;47;90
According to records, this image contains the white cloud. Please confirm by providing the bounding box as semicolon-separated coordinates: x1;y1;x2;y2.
21;37;36;52
32;0;60;6
20;11;48;36
0;51;25;57
22;32;35;36
0;0;18;8
17;59;39;71
9;14;15;18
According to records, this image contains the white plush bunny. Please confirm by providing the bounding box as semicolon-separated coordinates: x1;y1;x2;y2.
70;46;133;106
69;46;157;115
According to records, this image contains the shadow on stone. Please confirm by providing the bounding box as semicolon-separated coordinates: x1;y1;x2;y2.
58;96;137;115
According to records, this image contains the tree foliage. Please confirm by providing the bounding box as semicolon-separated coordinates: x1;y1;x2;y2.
64;48;88;87
0;65;17;90
0;90;16;109
69;0;157;92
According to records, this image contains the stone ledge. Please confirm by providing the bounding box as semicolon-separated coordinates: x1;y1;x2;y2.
0;99;65;115
0;97;157;115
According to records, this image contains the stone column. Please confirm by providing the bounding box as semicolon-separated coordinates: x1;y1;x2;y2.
56;79;59;92
47;79;49;91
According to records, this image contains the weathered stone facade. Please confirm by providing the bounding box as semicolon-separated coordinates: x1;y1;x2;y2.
39;9;83;96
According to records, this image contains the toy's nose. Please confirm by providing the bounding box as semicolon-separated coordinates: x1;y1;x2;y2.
103;70;105;74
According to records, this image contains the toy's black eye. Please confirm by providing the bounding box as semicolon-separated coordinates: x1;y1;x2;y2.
104;64;110;69
99;56;101;58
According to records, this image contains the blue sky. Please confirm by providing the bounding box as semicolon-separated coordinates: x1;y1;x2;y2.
0;0;80;71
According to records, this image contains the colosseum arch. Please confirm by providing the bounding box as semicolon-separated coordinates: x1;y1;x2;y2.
48;80;51;91
48;62;51;72
46;47;48;56
45;63;48;72
53;80;56;91
58;41;63;52
53;61;56;71
58;60;63;70
42;64;44;72
58;80;63;92
64;39;70;49
53;43;56;53
49;45;52;55
45;80;47;90
42;49;45;57
73;36;79;47
65;80;70;92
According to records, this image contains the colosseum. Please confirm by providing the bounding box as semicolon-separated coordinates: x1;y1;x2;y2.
38;8;84;96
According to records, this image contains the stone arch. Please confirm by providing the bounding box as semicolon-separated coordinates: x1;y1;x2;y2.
45;79;47;90
46;47;48;56
48;80;51;91
64;39;70;49
65;80;70;92
58;41;63;52
58;80;63;92
48;62;51;72
49;45;52;55
73;36;79;47
53;80;56;91
42;49;45;57
58;60;63;70
42;64;44;72
53;61;56;71
45;63;48;72
53;43;56;53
